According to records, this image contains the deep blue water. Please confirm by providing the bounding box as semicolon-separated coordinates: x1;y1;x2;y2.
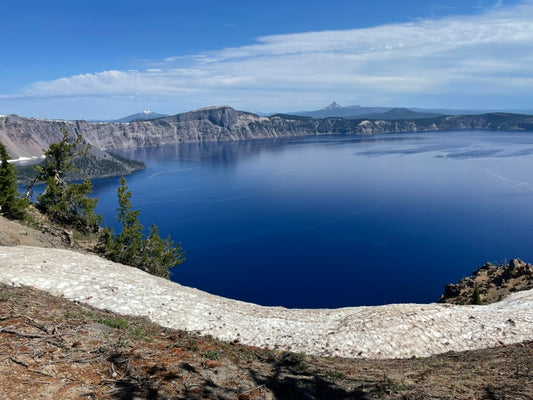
91;131;533;308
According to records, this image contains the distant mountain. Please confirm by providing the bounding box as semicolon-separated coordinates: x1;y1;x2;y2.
106;111;169;123
322;101;343;110
3;107;533;164
410;107;496;116
292;102;392;119
288;102;513;120
348;108;443;120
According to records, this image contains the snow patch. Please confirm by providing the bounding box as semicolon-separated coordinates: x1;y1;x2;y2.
0;245;532;359
7;155;45;164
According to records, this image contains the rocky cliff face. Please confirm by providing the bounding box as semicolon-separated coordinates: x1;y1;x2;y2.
1;106;533;159
439;259;533;305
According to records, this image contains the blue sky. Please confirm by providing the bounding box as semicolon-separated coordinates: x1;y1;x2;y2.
1;0;532;120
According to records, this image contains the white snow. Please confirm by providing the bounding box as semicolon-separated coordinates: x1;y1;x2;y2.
1;245;532;359
7;155;45;164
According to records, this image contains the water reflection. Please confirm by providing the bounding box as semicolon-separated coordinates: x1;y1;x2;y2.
113;138;296;168
92;131;533;308
111;134;436;167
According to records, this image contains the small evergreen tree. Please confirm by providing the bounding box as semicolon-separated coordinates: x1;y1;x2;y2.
109;176;144;266
35;128;101;232
143;224;185;279
99;177;185;278
472;286;482;305
0;141;28;219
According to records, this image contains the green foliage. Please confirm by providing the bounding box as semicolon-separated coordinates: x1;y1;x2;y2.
69;151;145;180
110;176;144;265
326;369;347;380
0;141;28;219
143;224;185;278
35;128;101;232
97;316;130;330
203;350;220;360
35;128;87;184
15;151;146;185
99;177;185;279
115;177;143;263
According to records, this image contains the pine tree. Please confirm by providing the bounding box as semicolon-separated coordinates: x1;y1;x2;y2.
99;177;185;278
143;224;185;279
112;176;144;266
472;286;482;305
0;141;28;220
35;128;101;232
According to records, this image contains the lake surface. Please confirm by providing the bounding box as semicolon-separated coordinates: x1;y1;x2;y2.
91;131;533;308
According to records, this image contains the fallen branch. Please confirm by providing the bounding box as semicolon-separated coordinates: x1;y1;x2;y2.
24;317;53;334
241;383;267;394
0;327;49;339
9;357;56;378
27;368;55;378
9;357;28;367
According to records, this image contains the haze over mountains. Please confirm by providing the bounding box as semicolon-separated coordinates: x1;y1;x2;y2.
290;103;443;120
94;102;533;124
287;102;533;120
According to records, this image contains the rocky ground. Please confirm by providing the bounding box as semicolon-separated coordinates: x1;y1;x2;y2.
439;259;533;305
1;214;532;399
1;283;532;400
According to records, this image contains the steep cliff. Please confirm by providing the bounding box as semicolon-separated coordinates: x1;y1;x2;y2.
439;259;533;305
1;106;533;159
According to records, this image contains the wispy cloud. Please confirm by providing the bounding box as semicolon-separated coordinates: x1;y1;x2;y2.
15;0;533;113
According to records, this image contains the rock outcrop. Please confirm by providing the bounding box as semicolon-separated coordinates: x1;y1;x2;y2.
439;259;533;305
2;107;533;159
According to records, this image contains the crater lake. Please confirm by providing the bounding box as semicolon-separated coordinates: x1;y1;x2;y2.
91;130;533;308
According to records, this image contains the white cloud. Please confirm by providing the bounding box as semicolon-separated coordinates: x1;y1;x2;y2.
14;0;533;114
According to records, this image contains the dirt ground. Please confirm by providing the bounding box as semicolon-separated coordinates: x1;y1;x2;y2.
1;215;532;399
0;211;65;248
0;283;532;400
0;208;101;254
